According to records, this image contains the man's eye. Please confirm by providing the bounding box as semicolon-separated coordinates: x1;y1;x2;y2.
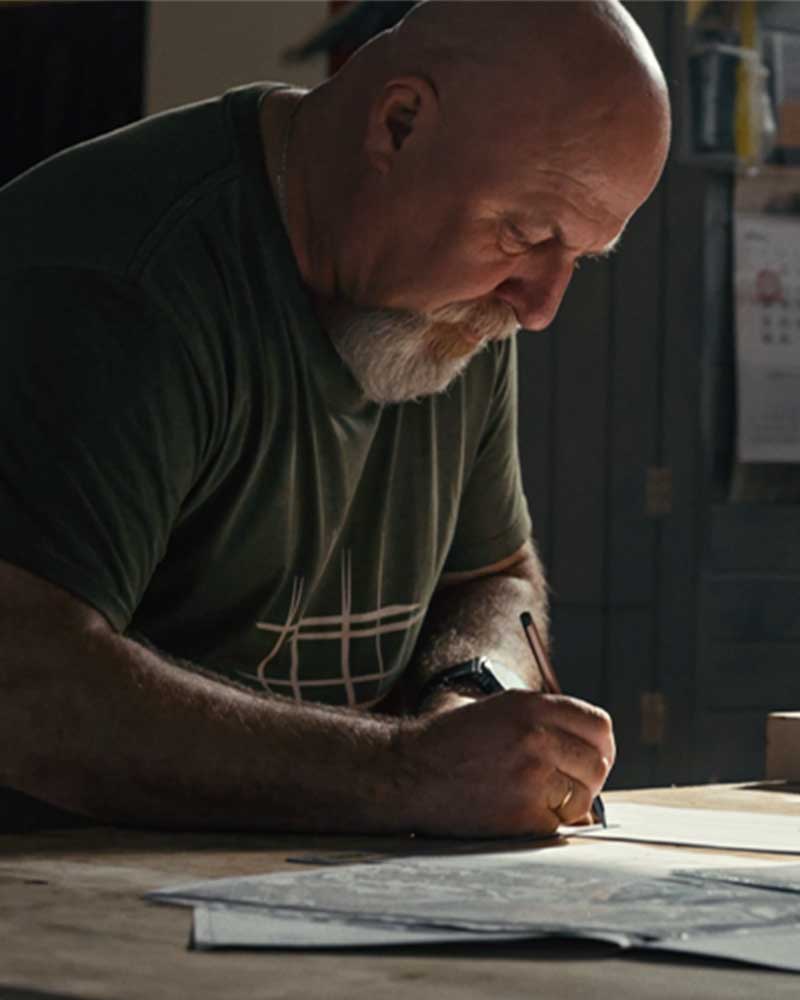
499;225;530;256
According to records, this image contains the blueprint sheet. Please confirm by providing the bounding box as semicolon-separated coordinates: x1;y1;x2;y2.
674;863;800;894
151;841;800;944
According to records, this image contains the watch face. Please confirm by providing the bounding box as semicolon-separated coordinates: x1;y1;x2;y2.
485;659;527;692
418;657;528;710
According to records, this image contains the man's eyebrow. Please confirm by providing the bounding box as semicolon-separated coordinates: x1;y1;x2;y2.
555;226;624;258
594;232;623;257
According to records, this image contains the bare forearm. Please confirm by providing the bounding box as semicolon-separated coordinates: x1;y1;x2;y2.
409;543;550;696
2;627;408;832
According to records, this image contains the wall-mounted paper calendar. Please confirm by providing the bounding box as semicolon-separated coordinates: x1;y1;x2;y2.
735;212;800;462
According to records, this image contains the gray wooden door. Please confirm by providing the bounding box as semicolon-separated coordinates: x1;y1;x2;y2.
517;2;685;789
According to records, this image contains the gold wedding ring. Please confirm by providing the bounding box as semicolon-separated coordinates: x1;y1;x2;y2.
556;777;574;815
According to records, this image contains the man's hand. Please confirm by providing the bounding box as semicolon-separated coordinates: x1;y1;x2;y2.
396;690;615;838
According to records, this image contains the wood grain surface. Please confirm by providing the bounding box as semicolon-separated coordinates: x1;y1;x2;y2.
1;784;799;1000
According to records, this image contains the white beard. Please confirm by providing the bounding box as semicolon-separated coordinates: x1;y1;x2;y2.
326;298;519;404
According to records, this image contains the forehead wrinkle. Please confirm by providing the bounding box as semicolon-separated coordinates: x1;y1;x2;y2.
517;173;625;244
529;164;596;195
525;166;625;224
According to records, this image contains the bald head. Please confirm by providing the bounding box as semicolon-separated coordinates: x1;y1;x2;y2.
389;0;666;87
345;0;670;177
387;1;668;107
288;0;671;368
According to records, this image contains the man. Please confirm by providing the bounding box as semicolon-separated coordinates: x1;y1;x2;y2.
0;1;669;836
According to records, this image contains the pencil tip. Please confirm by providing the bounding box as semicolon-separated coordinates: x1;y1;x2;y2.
520;611;532;627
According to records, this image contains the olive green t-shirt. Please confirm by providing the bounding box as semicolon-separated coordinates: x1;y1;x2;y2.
0;84;531;707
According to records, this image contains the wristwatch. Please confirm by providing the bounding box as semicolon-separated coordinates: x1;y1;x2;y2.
417;656;508;709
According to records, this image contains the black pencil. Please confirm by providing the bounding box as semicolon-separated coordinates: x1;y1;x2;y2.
520;611;607;828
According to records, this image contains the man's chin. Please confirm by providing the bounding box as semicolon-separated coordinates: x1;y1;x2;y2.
342;344;479;405
324;296;516;405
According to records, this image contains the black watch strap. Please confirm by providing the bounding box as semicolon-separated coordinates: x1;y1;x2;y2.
417;656;506;708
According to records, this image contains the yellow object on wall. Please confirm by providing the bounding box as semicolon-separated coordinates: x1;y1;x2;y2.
735;0;759;162
686;0;714;26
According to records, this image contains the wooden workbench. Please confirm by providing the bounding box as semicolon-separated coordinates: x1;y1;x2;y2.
2;783;799;1000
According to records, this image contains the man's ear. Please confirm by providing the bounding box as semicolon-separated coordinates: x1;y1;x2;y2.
363;75;439;174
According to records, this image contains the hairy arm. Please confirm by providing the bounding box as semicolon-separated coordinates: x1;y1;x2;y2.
415;540;549;690
0;560;408;833
378;540;549;715
1;553;613;838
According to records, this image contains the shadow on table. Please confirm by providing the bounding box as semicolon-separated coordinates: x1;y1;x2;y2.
740;780;800;795
0;786;570;864
0;988;93;1000
0;788;95;833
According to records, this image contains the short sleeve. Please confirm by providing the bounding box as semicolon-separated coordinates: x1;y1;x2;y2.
0;268;213;629
444;338;532;573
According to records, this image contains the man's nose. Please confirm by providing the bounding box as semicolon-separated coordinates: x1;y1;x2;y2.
494;249;575;331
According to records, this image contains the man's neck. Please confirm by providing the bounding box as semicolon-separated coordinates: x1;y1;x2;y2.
259;88;306;259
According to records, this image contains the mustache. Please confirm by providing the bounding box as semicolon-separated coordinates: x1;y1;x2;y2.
423;297;519;363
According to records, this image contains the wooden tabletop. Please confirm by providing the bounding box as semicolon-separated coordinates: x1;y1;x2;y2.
2;783;799;1000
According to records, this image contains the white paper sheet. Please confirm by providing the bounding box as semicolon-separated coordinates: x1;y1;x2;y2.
191;905;538;950
735;211;800;462
644;925;800;973
568;802;800;854
190;903;800;972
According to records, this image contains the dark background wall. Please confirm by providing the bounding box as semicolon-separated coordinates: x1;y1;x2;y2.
519;1;800;789
0;2;146;187
517;1;685;788
1;0;147;831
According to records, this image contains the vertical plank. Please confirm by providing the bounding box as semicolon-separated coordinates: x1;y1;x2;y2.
657;161;705;785
599;1;667;783
657;42;707;791
605;204;662;609
605;607;659;790
516;331;555;574
605;102;663;609
544;259;611;709
699;180;735;497
549;261;612;605
694;710;768;783
655;4;706;786
550;606;605;707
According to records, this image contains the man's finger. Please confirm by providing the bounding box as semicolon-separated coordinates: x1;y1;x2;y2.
548;772;593;826
519;691;616;763
520;722;611;797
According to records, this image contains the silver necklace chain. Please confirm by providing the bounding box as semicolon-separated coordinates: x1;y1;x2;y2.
276;94;303;230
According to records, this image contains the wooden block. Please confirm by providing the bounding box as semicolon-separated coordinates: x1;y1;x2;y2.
766;712;800;780
779;103;800;148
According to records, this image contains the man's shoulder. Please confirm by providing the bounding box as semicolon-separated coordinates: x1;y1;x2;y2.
0;85;269;282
